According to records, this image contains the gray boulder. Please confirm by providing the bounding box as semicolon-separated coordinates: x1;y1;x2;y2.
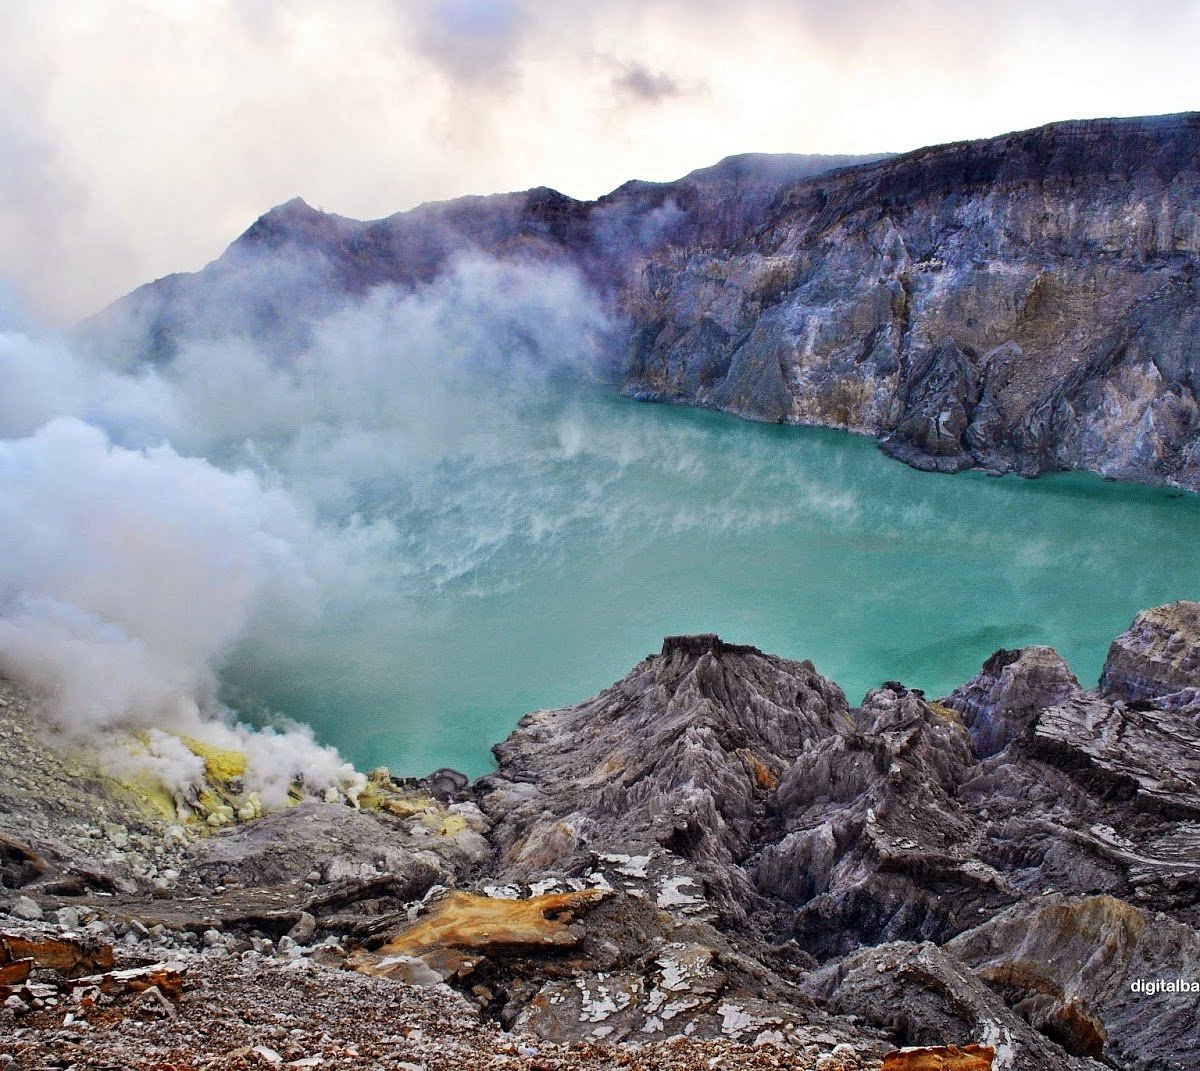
1100;601;1200;700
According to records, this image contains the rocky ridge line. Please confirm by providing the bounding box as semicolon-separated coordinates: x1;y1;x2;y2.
87;112;1200;490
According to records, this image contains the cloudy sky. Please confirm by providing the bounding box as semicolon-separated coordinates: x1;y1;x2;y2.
3;0;1199;323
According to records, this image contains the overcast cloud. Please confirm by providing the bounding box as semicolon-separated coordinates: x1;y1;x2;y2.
2;0;1198;321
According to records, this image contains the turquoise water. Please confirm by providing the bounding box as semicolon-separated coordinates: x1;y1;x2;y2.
219;388;1200;777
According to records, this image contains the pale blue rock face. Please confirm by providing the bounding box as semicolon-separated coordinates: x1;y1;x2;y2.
217;387;1200;778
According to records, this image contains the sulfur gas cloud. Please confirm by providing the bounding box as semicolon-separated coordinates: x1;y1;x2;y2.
0;254;613;800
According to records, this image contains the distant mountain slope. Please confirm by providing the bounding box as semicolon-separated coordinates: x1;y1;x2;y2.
83;152;880;365
85;114;1200;489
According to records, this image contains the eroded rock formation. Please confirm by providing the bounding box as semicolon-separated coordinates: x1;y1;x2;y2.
624;115;1200;489
1099;600;1200;700
4;603;1200;1068
942;646;1082;758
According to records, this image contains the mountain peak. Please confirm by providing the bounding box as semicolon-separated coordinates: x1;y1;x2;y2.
237;196;340;248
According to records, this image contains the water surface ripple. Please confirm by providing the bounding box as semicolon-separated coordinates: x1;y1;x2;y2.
221;389;1200;776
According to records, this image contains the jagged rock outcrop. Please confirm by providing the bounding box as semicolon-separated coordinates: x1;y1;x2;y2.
803;941;1105;1071
85;113;1200;489
1032;693;1200;819
6;602;1200;1068
1099;600;1200;700
479;634;851;925
943;646;1082;757
752;684;1012;956
948;894;1200;1070
472;604;1200;1065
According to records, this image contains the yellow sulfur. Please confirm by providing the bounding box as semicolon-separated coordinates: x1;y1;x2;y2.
179;735;248;783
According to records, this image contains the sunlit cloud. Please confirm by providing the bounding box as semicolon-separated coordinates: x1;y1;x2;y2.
1;0;1198;321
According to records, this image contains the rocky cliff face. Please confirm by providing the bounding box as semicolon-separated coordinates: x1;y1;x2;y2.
625;114;1200;488
87;113;1200;489
10;605;1198;1068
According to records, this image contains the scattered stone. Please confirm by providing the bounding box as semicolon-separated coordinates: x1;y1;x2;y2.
10;896;43;921
288;911;317;945
101;822;129;849
364;954;443;987
134;982;177;1017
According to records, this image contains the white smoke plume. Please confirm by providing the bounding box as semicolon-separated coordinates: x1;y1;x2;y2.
0;416;357;805
0;254;611;802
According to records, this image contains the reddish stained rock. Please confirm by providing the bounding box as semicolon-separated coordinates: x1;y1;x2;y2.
0;957;33;985
882;1044;995;1070
1;931;116;976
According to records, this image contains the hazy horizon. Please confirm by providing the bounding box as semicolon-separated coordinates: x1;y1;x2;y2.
3;0;1199;322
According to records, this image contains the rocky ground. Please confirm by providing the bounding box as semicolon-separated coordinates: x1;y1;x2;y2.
1;933;874;1071
4;604;1200;1069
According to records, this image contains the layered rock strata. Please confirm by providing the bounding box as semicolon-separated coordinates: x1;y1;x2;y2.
623;115;1200;489
1099;600;1200;700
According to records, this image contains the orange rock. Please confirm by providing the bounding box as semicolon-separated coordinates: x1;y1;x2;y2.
881;1044;995;1070
737;749;780;791
351;889;610;981
1048;998;1107;1060
0;958;32;986
1;932;115;977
